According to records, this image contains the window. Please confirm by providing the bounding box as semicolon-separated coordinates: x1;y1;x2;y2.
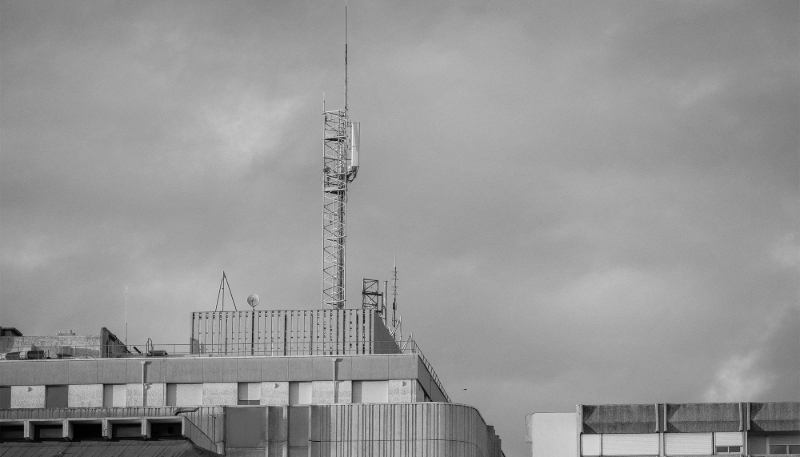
238;382;261;405
352;381;388;404
288;382;311;405
770;444;800;454
768;434;800;455
103;385;127;407
665;433;712;455
0;386;10;409
166;384;202;406
715;431;743;454
602;434;660;456
45;385;68;408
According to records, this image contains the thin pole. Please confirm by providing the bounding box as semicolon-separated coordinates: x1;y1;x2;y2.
344;3;348;111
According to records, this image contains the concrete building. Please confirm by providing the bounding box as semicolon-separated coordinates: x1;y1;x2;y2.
0;309;505;456
526;402;800;457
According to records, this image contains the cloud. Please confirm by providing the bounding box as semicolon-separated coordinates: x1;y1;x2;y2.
703;352;771;401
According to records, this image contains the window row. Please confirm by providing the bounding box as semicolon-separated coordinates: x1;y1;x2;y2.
0;380;428;409
581;432;800;456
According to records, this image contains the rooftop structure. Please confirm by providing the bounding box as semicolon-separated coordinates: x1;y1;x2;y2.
0;309;503;456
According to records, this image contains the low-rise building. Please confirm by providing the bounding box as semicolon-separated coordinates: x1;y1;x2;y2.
1;309;504;456
526;402;800;457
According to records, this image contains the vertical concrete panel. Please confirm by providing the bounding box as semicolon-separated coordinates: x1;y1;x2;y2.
350;356;389;380
97;359;128;384
288;358;314;381
262;381;289;406
225;406;267;449
45;361;70;385
68;359;99;384
203;383;237;406
312;381;335;404
262;357;289;381
388;355;418;379
126;382;165;407
68;384;103;407
10;385;45;408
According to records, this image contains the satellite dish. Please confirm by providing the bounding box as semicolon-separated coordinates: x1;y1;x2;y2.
247;294;260;308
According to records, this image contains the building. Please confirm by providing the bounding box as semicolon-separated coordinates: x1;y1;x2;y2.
0;309;505;456
526;402;800;457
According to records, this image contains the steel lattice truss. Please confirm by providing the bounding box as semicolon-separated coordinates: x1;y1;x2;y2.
322;109;352;309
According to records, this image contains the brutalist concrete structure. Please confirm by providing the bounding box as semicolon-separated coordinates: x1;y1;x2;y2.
0;309;504;456
525;402;800;457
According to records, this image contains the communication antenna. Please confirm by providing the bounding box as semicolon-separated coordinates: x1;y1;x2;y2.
124;285;128;346
215;271;238;311
391;256;398;327
322;4;360;309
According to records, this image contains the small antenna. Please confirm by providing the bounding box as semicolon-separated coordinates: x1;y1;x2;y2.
392;255;398;327
215;271;238;311
124;285;128;346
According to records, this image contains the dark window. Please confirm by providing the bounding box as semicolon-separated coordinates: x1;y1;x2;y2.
45;385;68;408
0;387;10;409
112;423;141;439
35;424;63;440
715;445;741;454
72;423;103;441
0;425;25;441
769;444;788;454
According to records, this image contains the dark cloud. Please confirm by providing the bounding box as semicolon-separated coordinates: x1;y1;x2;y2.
2;2;798;456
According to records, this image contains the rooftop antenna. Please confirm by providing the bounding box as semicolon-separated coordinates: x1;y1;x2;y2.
322;3;360;309
215;271;237;311
392;255;398;328
124;285;128;346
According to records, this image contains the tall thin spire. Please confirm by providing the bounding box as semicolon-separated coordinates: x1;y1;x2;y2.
344;3;348;111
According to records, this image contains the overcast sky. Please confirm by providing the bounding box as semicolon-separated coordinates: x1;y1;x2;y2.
1;1;798;455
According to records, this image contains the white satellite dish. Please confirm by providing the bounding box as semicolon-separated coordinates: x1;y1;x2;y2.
247;294;260;308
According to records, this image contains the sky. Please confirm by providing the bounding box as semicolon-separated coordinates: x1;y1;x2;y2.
1;1;798;455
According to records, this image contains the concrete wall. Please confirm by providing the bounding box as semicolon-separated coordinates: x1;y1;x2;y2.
0;354;422;385
10;385;44;408
262;381;289;405
68;384;103;407
202;383;237;406
526;412;578;457
389;379;416;403
310;403;504;457
125;382;165;407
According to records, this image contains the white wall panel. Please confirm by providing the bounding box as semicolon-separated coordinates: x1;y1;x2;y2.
103;384;127;407
289;381;312;405
665;433;712;455
714;432;743;446
602;433;659;456
166;383;202;406
68;384;103;407
581;434;601;456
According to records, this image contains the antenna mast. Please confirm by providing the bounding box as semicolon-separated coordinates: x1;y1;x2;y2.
322;5;359;309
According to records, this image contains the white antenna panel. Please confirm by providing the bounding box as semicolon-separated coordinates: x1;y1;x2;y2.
350;122;360;170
